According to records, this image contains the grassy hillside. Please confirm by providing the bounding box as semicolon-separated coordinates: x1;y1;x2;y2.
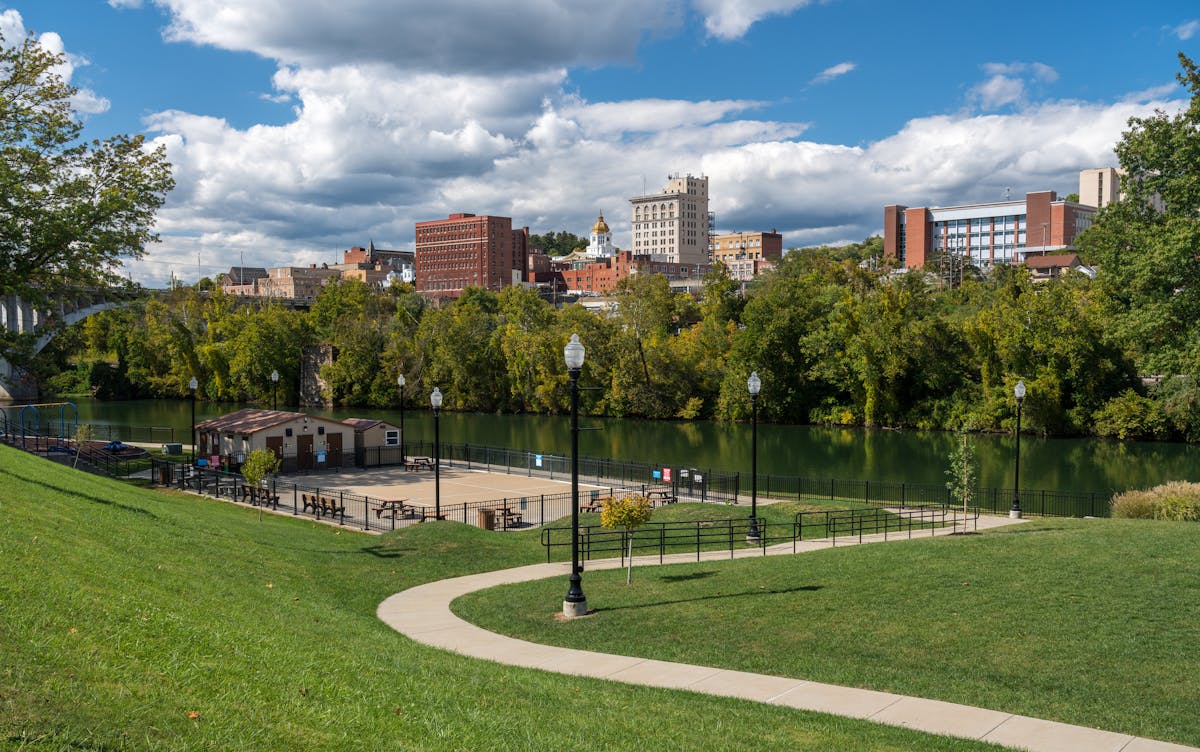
459;516;1200;746
0;445;1004;751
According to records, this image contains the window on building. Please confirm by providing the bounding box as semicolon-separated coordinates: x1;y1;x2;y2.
385;429;399;446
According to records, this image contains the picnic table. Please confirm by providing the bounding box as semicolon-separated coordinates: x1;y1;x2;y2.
376;498;415;519
646;489;678;506
405;456;436;472
581;497;610;513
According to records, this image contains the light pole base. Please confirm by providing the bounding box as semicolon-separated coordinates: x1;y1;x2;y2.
562;599;590;619
1009;509;1023;519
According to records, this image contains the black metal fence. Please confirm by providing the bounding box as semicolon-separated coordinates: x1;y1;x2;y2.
540;504;979;564
755;474;1113;518
150;458;639;534
8;417;1116;518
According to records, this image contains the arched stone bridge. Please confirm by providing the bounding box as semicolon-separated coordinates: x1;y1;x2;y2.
0;288;147;401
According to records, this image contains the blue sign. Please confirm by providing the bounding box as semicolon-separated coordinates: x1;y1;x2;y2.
652;469;662;480
535;454;543;467
316;450;327;463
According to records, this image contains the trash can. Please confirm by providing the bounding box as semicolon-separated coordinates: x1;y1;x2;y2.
157;464;173;485
478;508;495;531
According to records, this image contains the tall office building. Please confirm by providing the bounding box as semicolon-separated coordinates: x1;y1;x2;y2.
630;174;710;265
414;213;524;297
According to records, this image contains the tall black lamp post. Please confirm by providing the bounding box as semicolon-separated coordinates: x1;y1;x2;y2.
747;371;762;542
431;386;442;520
270;369;279;411
563;334;588;618
397;373;406;461
1011;379;1026;519
188;376;198;463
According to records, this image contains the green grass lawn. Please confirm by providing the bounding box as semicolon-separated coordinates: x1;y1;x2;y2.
456;515;1200;747
0;445;1008;751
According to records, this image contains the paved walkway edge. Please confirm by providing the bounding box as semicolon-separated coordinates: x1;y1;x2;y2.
377;516;1197;752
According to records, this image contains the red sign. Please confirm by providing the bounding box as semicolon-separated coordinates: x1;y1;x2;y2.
663;468;672;483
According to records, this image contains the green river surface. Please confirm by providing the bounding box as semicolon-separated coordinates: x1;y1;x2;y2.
7;397;1198;493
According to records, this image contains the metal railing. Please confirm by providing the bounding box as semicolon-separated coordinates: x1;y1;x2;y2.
540;504;976;564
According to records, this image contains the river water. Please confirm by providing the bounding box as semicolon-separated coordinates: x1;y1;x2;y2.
11;397;1197;493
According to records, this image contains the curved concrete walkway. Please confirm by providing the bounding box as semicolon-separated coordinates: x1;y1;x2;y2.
378;516;1197;752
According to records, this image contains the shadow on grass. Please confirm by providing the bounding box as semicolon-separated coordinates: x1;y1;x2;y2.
1;468;158;519
659;571;719;583
596;584;823;613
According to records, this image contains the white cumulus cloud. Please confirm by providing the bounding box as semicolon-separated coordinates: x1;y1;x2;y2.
692;0;816;39
811;61;855;85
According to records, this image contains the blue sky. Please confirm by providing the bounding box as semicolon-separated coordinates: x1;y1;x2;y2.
3;1;1197;285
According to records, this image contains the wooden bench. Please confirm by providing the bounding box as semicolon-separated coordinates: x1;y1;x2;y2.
241;485;279;509
301;492;319;515
319;496;347;523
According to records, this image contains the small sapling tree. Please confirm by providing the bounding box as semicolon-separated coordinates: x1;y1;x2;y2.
601;494;653;584
241;449;281;520
72;423;94;469
945;431;978;533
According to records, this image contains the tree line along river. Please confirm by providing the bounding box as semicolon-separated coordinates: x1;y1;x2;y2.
23;397;1199;494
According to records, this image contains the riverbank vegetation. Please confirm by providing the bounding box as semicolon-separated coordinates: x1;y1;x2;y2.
37;55;1200;441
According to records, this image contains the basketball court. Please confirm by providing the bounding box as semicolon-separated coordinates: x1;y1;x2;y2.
302;462;615;510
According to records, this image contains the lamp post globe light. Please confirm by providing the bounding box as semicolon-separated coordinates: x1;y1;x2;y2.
1011;379;1026;519
397;373;406;462
270;369;279;411
747;371;762;542
431;386;443;520
563;333;588;618
188;376;198;463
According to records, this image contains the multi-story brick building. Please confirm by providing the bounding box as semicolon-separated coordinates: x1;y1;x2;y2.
414;213;527;297
630;174;710;265
883;190;1096;270
257;265;342;303
710;231;783;268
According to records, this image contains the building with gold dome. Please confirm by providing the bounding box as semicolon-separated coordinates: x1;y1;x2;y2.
586;213;616;257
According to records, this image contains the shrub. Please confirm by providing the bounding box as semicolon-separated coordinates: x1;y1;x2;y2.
1093;389;1169;440
1111;481;1200;520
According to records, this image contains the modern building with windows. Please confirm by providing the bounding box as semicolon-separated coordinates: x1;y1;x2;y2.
630;174;710;265
413;213;529;298
883;190;1096;270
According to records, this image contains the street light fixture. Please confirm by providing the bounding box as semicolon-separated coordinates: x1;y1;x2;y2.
188;376;198;464
563;333;588;618
1011;379;1026;519
397;373;406;462
270;369;279;411
747;371;762;542
430;386;443;520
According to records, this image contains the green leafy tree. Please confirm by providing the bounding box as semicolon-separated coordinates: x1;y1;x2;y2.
0;32;174;307
600;494;653;584
1078;53;1200;376
241;448;281;489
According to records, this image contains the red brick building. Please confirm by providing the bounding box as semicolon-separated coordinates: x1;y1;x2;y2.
414;213;528;297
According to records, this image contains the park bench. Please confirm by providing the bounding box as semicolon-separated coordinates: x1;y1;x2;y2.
319;496;347;523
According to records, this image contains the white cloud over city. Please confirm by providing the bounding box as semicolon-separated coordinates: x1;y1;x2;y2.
21;1;1183;286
